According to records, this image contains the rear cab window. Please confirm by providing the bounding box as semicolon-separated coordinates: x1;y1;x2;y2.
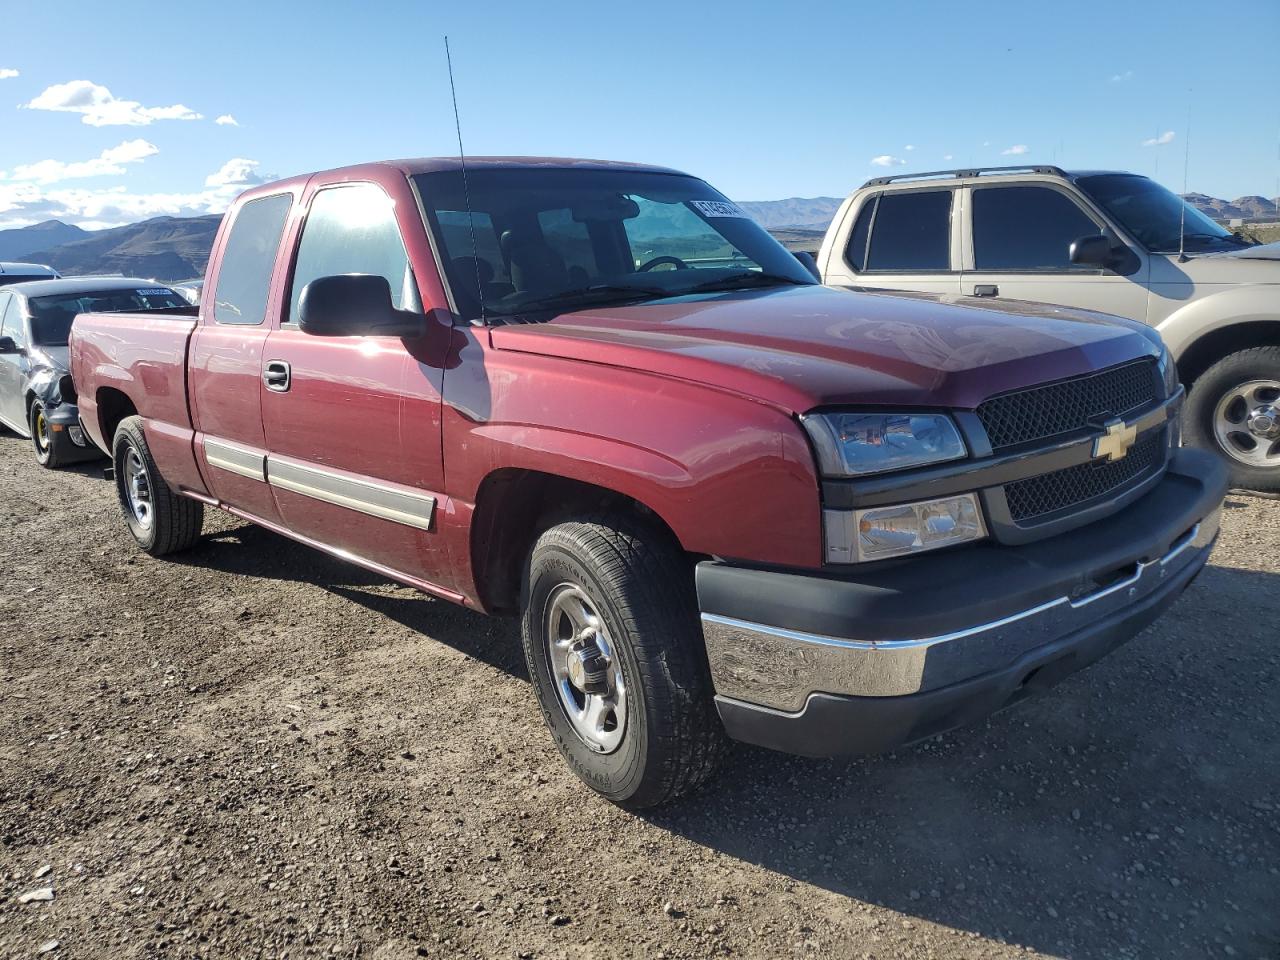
971;185;1102;270
212;193;293;325
847;190;953;272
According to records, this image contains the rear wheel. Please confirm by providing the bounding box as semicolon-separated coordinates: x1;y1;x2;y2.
112;415;204;556
1184;346;1280;492
520;516;725;808
29;400;63;469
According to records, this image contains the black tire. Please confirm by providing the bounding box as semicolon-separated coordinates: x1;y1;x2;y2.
29;399;64;469
112;415;204;556
1183;345;1280;492
520;516;725;808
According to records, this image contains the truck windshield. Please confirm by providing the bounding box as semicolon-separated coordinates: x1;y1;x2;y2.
28;287;188;345
413;168;814;320
1076;174;1248;254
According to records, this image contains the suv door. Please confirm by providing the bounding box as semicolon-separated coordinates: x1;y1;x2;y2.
0;293;29;433
826;188;962;296
960;183;1149;320
189;191;294;525
261;180;450;589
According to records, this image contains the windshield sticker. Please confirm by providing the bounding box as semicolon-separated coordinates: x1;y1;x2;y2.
690;200;749;219
135;289;172;297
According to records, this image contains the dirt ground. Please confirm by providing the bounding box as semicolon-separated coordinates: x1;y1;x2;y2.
1;430;1277;960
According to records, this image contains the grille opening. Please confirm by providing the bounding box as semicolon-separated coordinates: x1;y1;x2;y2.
977;359;1160;451
1004;429;1164;525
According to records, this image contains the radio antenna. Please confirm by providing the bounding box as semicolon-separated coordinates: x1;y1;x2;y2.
445;36;484;321
1177;105;1191;263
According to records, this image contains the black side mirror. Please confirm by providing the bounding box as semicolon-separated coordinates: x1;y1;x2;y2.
0;335;21;355
793;251;821;281
1069;234;1117;268
298;274;426;338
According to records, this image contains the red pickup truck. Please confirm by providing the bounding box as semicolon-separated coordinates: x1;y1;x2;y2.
70;157;1227;807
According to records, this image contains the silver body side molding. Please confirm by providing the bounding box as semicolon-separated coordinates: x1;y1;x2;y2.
267;456;436;531
203;437;267;482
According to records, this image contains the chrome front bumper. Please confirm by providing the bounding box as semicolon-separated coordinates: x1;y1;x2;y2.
702;510;1219;714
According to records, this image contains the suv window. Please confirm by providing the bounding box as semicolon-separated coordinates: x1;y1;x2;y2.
864;190;952;271
213;193;292;325
288;183;415;324
844;198;875;271
973;186;1100;270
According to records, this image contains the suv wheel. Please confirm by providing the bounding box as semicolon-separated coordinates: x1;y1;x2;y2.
520;516;725;808
1184;346;1280;492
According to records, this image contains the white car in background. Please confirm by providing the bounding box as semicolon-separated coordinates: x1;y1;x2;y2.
818;166;1280;490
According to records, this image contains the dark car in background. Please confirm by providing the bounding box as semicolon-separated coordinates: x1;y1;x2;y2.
0;262;60;286
0;277;192;467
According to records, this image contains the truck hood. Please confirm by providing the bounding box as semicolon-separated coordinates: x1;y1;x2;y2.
489;285;1159;413
1163;247;1280;283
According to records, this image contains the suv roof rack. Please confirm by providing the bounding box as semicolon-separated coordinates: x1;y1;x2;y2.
862;164;1069;188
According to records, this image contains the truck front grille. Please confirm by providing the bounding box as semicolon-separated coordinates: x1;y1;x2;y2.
977;359;1160;451
1003;428;1165;524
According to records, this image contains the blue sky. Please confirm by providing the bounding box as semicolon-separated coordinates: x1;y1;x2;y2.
1;0;1277;229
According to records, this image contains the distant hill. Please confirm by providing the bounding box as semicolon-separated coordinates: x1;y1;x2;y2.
1181;193;1279;221
739;197;843;230
0;220;88;261
24;215;223;280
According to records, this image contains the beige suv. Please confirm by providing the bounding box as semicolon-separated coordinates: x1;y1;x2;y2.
818;165;1280;490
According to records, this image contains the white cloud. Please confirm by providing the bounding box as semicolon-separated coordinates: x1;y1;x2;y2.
904;144;915;151
1142;130;1176;146
1001;144;1030;156
982;141;991;147
25;80;202;127
215;114;239;127
0;139;158;185
870;155;906;167
1110;70;1134;82
204;157;267;188
943;154;954;161
0;68;18;80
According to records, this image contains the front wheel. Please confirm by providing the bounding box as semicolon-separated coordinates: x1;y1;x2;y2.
520;517;725;808
112;415;204;556
29;400;64;469
1183;346;1280;492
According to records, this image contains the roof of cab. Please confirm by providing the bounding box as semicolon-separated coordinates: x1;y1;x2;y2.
382;156;691;177
2;276;177;298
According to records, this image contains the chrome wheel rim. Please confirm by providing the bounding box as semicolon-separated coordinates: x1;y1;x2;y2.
544;583;627;754
1213;379;1280;468
124;445;154;530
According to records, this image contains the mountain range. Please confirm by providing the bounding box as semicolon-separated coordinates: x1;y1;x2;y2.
1;189;1276;281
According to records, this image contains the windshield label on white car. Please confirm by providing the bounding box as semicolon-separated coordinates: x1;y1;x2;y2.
136;289;172;296
690;200;749;219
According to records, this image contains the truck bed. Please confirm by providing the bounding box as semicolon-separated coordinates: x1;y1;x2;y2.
69;309;199;465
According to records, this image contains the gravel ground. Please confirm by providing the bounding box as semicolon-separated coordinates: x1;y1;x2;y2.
1;430;1277;960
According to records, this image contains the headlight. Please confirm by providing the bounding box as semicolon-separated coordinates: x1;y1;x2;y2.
823;493;986;563
801;412;967;477
1158;343;1178;396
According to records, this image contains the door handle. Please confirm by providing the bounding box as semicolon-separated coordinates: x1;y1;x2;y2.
263;360;291;392
972;284;999;297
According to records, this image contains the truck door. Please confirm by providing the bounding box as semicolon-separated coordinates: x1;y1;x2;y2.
824;188;963;297
959;183;1149;320
0;293;27;432
189;192;294;525
260;181;450;589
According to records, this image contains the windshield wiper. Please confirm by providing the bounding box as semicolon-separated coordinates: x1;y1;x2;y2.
493;283;672;315
684;272;812;294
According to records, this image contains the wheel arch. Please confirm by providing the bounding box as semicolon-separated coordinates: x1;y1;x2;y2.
95;387;139;448
1172;318;1280;386
469;467;690;616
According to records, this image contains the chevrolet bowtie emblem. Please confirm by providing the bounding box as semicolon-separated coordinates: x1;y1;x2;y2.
1093;419;1138;462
